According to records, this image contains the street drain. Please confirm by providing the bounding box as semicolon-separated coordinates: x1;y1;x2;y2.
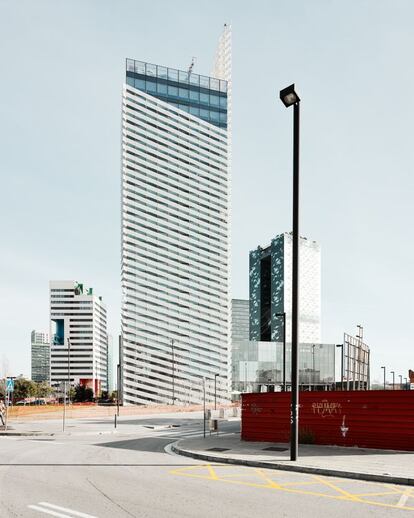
206;447;230;452
262;446;288;452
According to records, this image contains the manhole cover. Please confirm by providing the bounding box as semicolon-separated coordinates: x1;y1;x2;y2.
262;446;288;452
206;447;230;452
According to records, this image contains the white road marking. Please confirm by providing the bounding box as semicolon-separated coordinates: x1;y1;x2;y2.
28;501;98;518
397;489;412;508
28;504;74;518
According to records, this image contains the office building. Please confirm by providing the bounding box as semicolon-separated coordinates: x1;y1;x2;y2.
31;330;50;383
249;232;321;344
49;280;108;396
121;26;231;405
107;334;114;393
231;299;249;343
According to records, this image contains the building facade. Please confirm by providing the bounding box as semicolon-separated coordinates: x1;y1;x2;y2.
121;26;231;405
31;330;50;383
107;334;114;393
232;341;335;394
49;280;108;396
231;299;249;343
249;232;321;344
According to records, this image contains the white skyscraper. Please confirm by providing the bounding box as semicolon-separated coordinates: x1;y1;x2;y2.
121;26;231;405
49;280;108;396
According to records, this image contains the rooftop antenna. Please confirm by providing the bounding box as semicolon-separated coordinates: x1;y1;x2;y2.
188;56;196;76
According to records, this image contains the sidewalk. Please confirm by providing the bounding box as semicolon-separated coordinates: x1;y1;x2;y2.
172;434;414;486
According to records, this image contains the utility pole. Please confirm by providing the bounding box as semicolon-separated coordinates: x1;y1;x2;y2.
203;376;206;438
214;373;218;410
116;363;120;417
67;338;71;404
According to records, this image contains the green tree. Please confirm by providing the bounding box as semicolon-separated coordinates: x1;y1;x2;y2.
14;378;37;399
73;384;94;402
35;382;53;398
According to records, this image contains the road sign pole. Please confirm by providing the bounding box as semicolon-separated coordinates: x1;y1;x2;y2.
5;391;9;432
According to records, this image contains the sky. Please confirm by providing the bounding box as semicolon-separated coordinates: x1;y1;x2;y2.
0;0;413;385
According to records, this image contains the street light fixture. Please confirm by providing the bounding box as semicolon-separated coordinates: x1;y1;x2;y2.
390;371;395;391
381;366;386;390
280;83;300;462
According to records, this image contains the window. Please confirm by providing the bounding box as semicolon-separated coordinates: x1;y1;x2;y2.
178;87;188;99
157;82;167;94
126;76;134;87
189;106;200;116
210;94;220;106
168;68;178;81
219;96;227;108
200;92;209;104
168;85;178;96
146;63;156;76
189;90;199;101
146;81;157;93
135;78;145;90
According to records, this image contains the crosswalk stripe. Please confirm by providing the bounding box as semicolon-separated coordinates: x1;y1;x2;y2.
28;505;73;518
29;502;98;518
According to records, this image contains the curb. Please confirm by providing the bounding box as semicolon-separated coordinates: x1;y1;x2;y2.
171;443;414;487
0;432;55;437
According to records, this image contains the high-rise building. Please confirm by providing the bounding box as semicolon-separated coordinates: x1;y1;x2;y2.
249;232;321;344
231;299;249;343
49;280;108;396
121;26;231;405
107;334;114;393
31;330;50;383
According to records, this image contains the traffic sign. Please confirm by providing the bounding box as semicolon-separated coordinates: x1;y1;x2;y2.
6;378;14;392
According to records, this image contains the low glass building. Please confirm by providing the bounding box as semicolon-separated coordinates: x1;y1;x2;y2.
232;341;335;396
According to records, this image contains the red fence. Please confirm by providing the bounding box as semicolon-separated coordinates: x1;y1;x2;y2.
242;390;414;451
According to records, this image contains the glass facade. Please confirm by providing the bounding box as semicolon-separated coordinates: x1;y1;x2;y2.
125;59;228;129
249;232;321;344
232;341;335;394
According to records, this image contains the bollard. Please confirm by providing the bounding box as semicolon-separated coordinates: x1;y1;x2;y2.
114;414;117;429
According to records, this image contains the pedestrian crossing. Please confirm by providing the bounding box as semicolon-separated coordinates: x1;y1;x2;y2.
155;427;235;439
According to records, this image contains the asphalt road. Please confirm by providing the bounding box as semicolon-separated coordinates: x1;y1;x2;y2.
0;412;413;517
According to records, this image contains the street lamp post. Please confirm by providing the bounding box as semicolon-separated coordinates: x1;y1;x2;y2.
171;339;175;405
214;373;219;410
67;338;71;404
280;83;301;462
405;377;408;390
381;366;386;390
116;363;121;417
336;344;344;390
390;371;395;391
275;312;286;391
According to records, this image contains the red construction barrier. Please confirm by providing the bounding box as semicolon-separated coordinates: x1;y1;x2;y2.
242;390;414;451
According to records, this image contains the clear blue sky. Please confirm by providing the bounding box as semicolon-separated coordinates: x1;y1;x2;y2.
1;0;413;384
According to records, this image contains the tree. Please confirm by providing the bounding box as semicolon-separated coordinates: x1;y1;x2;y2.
73;384;94;402
14;378;37;399
35;382;53;398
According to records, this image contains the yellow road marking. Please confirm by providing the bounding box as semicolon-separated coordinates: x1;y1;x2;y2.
206;464;219;480
312;475;363;502
254;469;282;488
169;464;414;512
